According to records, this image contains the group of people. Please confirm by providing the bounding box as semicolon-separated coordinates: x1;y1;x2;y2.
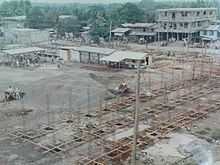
4;86;24;101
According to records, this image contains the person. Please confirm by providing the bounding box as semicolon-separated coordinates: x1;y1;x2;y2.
7;86;13;92
5;86;13;101
15;88;20;100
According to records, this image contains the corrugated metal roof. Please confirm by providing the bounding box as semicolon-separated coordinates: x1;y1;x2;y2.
111;28;130;33
101;51;146;62
157;8;217;12
129;31;156;36
3;47;45;55
121;23;156;28
73;46;116;55
205;25;220;31
3;16;26;21
60;46;77;50
13;28;39;32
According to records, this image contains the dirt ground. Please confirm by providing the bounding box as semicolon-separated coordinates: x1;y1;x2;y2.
0;53;219;165
0;63;140;165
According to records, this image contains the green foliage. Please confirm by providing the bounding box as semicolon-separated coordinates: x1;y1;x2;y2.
26;7;45;29
57;17;81;37
26;6;58;29
1;0;218;38
90;15;109;44
87;5;110;43
117;3;144;23
0;0;31;16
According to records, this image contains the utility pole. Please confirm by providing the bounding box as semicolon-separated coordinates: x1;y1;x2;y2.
109;21;112;46
131;61;141;165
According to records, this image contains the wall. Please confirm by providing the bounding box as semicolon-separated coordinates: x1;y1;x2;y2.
158;9;217;22
4;28;50;45
158;9;217;33
59;49;80;62
200;30;218;40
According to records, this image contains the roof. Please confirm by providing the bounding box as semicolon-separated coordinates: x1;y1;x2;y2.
205;25;220;31
3;16;26;21
111;28;130;33
121;23;156;28
101;51;146;62
3;47;45;55
157;8;217;12
73;46;116;55
129;31;156;36
201;36;212;41
59;15;76;19
13;28;39;32
60;46;77;50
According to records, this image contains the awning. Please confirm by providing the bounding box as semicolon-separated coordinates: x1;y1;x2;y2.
101;51;146;62
129;31;156;36
3;47;45;55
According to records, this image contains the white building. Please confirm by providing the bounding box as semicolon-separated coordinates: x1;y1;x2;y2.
157;8;217;40
200;25;220;41
4;28;50;45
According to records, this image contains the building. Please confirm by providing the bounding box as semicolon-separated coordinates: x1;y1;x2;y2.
2;16;26;29
200;24;220;41
121;23;157;42
111;28;131;39
3;47;45;67
4;28;50;45
157;8;217;41
101;50;151;69
59;46;116;64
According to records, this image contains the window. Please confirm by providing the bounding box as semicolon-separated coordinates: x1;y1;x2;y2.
165;11;167;16
169;23;172;28
184;23;188;28
197;11;200;16
163;23;167;30
172;12;176;19
204;11;206;15
181;11;188;17
198;21;202;27
180;23;183;27
209;31;214;36
181;11;184;17
143;28;146;32
210;11;213;15
204;31;207;35
173;23;177;29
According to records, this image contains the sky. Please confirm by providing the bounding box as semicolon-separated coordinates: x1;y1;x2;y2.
0;0;193;4
0;0;142;4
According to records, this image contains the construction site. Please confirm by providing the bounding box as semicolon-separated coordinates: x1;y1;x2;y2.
0;40;220;165
1;1;220;164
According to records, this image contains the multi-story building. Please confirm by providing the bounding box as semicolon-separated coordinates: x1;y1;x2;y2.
157;8;217;41
121;23;157;42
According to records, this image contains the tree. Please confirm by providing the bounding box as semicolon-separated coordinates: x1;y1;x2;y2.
90;15;109;43
57;17;81;38
26;7;45;29
139;0;155;10
0;0;31;16
117;3;144;23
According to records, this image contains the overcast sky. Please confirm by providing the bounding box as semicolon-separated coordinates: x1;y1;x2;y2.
0;0;142;4
0;0;193;4
37;0;141;3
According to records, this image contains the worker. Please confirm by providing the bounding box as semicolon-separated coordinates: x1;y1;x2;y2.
15;88;21;100
6;86;13;94
5;86;13;102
